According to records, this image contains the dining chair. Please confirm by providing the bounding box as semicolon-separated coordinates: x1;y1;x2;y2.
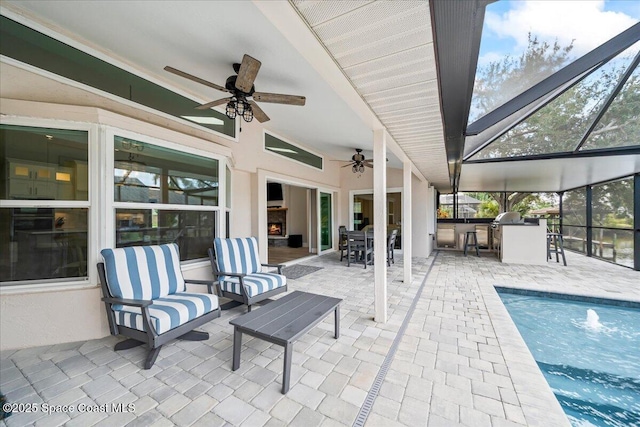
347;230;373;268
338;225;348;261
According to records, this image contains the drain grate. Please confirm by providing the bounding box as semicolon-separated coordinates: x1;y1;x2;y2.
353;252;439;427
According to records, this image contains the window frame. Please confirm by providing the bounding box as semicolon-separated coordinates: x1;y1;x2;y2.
0;117;98;290
263;130;324;171
105;127;227;265
0;117;231;291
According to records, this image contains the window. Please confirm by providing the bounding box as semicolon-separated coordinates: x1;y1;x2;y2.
264;132;323;170
0;16;235;138
113;135;220;261
0;124;89;284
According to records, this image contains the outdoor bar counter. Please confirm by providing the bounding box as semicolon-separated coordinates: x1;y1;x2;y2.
499;218;547;265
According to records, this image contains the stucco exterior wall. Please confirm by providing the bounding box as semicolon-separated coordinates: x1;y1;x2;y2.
0;287;109;350
0;100;345;350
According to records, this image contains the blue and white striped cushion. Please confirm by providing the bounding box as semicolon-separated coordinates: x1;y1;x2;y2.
113;292;219;334
220;273;287;298
213;237;262;277
101;244;185;306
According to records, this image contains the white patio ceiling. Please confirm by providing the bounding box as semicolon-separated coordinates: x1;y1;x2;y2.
291;0;449;189
0;0;450;189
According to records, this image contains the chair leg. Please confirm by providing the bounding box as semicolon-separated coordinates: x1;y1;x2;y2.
464;233;469;256
178;330;209;341
559;236;567;266
144;346;162;369
114;338;144;351
474;233;479;257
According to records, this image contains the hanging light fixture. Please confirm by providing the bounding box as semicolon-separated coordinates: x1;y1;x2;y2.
225;96;254;123
242;107;254;122
236;99;246;115
226;97;237;119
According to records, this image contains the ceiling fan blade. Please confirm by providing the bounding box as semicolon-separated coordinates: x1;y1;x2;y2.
341;164;354;168
195;97;232;110
253;92;306;106
365;163;374;168
164;66;229;93
235;54;261;93
248;101;270;123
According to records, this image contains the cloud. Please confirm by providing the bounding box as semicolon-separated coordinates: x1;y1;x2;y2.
477;51;504;68
484;0;638;58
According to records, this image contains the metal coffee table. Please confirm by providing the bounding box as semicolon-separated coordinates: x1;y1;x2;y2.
229;290;342;393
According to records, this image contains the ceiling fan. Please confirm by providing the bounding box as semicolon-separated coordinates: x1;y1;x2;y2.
334;148;374;173
164;54;305;123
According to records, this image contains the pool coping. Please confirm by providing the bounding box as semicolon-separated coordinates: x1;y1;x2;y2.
480;283;572;427
495;286;640;309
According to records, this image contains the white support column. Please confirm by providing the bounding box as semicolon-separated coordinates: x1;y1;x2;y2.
403;160;412;284
219;159;227;239
257;170;268;264
373;129;387;323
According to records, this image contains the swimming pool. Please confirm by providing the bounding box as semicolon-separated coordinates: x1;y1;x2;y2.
497;289;640;427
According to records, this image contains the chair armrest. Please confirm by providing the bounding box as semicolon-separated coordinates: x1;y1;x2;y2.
184;278;220;296
102;296;152;308
184;279;216;286
217;271;246;278
261;263;284;274
261;263;284;268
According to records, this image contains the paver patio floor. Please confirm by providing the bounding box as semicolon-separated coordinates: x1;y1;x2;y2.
1;250;637;426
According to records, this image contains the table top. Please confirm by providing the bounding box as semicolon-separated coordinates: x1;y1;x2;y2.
229;291;342;344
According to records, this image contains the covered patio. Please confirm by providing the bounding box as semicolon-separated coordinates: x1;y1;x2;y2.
2;251;637;426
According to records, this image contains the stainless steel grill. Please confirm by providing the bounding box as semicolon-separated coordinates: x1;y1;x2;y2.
492;212;523;226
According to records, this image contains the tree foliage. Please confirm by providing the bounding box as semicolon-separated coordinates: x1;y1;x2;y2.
471;34;639;159
471;34;574;122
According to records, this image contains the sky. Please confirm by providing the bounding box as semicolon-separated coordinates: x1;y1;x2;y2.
478;0;640;67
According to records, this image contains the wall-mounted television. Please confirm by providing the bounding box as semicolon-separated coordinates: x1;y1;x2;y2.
267;182;283;201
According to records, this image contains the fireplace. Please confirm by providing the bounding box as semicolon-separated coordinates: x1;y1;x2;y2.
268;222;283;236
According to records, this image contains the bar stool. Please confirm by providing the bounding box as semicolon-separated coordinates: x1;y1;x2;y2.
464;231;480;257
547;232;567;266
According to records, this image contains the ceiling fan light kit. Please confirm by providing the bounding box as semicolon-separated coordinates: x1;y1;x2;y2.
225;96;254;122
165;54;306;124
332;148;375;174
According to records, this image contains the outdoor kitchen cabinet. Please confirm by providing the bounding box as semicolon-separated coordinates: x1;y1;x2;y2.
498;219;547;265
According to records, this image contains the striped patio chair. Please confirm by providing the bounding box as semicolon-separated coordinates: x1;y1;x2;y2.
209;237;287;311
98;243;220;369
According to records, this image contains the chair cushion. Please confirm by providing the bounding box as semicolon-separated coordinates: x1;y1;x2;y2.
220;273;286;298
213;237;262;277
101;244;185;308
113;292;219;335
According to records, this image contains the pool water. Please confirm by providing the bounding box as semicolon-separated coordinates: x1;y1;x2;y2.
498;291;640;427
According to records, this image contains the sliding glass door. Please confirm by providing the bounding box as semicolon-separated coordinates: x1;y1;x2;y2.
320;192;332;251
